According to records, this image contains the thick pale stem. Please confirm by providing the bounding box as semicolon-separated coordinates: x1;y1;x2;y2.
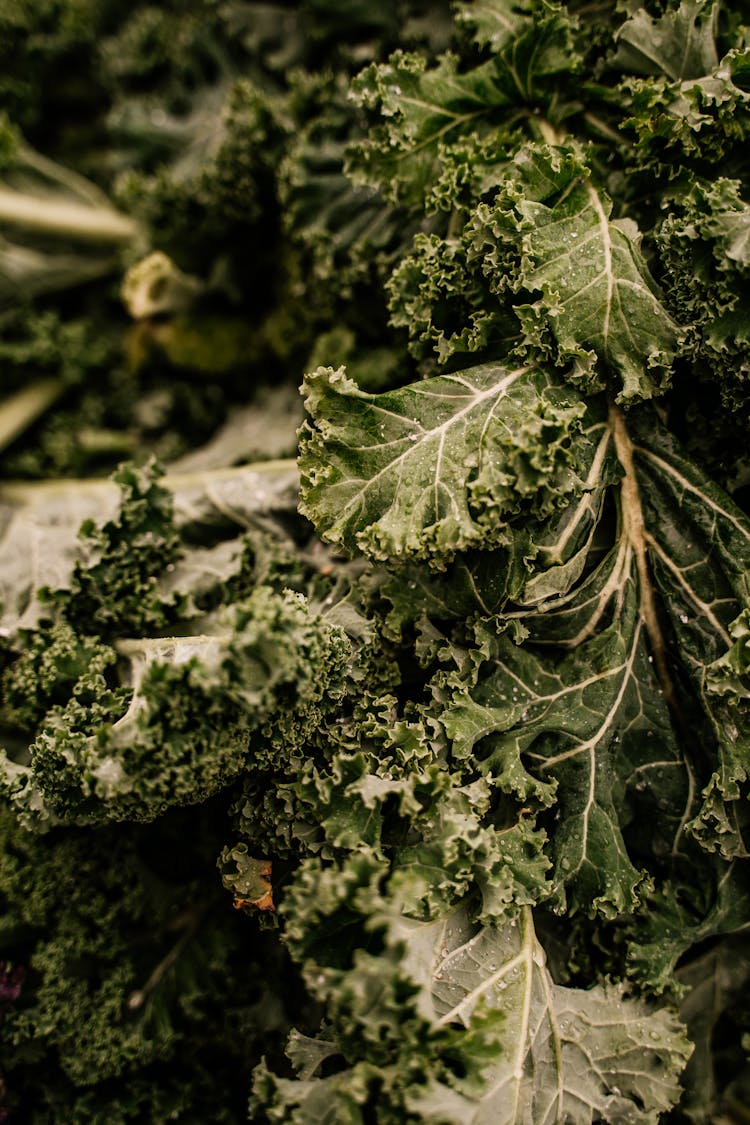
18;144;112;209
0;187;138;244
537;119;564;145
0;378;66;452
609;400;679;715
0;458;300;504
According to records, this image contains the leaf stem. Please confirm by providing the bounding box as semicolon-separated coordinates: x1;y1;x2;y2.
0;187;138;244
18;144;112;209
583;112;627;147
0;378;66;452
0;458;299;504
126;904;207;1012
608;400;680;717
536;119;564;146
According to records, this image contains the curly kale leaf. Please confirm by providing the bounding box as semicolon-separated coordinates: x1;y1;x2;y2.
0;805;297;1122
53;459;181;637
656;176;750;469
299;361;594;565
259;867;691;1123
401;906;691;1123
1;587;349;826
347;3;584;212
613;0;720;82
0;458;300;636
619;44;750;170
301;346;750;907
3;2;750;1120
348;49;515;210
389;142;680;399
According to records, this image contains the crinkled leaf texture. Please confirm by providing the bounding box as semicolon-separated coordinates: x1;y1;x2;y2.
614;0;719;81
401;906;692;1124
470;144;680;401
348;49;513;209
0;458;353;827
0;460;299;635
620;42;750;168
300;351;750;911
263;903;691;1124
626;858;750;997
2;586;350;825
438;578;671;919
299;361;592;566
348;5;582;211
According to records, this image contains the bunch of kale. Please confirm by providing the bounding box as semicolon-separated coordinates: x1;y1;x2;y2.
1;1;750;1121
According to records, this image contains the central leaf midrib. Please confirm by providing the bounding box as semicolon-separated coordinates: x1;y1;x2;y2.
586;182;614;351
609;401;683;725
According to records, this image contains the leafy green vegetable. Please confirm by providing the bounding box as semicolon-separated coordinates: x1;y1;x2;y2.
299;360;592;563
2;1;750;1121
